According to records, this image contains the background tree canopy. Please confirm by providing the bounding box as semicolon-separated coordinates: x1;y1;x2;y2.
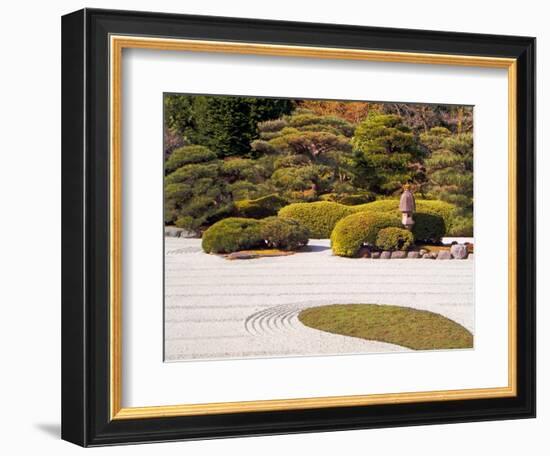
164;94;474;236
165;95;294;157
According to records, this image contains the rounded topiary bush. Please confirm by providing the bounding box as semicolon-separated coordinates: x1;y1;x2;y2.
319;192;375;206
202;218;263;254
331;212;400;257
375;227;414;251
234;194;288;219
354;198;453;240
353;199;400;213
260;217;309;250
412;213;446;243
278;201;355;239
415;200;456;235
337;193;376;206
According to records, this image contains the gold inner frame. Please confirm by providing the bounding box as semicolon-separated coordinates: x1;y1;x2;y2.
109;35;518;420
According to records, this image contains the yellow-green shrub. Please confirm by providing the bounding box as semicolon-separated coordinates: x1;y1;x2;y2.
234;194;288;219
260;217;309;250
319;192;375;206
375;227;414;251
331;212;400;257
355;198;456;236
202;218;263;253
278;201;355;238
447;216;474;237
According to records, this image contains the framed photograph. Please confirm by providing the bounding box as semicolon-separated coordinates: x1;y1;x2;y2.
61;8;535;447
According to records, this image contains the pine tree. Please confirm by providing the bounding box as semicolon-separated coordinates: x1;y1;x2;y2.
351;114;424;195
250;112;362;201
421;127;474;235
164;95;294;157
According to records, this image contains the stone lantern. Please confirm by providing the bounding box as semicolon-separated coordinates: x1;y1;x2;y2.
399;184;416;230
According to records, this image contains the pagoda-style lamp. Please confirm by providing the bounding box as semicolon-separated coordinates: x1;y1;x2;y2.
399;184;416;230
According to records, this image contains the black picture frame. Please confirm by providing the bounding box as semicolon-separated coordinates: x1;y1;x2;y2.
62;8;536;447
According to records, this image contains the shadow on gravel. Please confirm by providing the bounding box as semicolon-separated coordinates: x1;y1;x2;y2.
302;244;331;253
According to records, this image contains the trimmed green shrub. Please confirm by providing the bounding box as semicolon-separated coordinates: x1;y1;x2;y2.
353;199;400;213
202;218;264;254
165;145;217;173
338;193;376;205
416;200;456;234
447;216;474;237
412;213;446;243
260;217;309;250
319;192;376;206
278;201;355;238
331;212;400;257
354;198;456;236
234;194;288;219
375;227;414;251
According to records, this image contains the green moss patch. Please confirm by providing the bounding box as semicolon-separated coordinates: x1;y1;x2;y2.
299;304;473;350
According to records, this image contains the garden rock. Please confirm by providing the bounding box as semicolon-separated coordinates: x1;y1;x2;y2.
437;250;452;260
423;253;434;259
371;252;381;259
380;251;391;259
419;249;428;256
391;251;407;259
357;247;371;258
165;226;185;237
165;226;195;238
407;251;421;259
450;244;468;259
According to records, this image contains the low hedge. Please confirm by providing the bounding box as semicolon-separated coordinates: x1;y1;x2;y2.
260;217;309;250
355;198;455;238
331;212;400;257
278;201;355;238
233;194;288;219
319;192;376;206
202;218;264;254
375;227;414;251
278;198;449;241
202;216;309;253
338;193;376;205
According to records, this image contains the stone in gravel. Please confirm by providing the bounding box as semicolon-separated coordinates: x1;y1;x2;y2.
437;250;452;260
226;252;258;260
423;253;434;259
391;251;407;259
165;226;196;238
165;226;184;237
468;253;475;260
371;252;381;259
419;249;428;256
408;251;421;259
380;251;391;259
450;244;468;259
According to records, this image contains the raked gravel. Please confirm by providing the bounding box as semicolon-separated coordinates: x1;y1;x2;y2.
164;238;474;361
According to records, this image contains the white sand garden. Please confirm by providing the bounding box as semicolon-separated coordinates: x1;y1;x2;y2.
164;237;474;361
